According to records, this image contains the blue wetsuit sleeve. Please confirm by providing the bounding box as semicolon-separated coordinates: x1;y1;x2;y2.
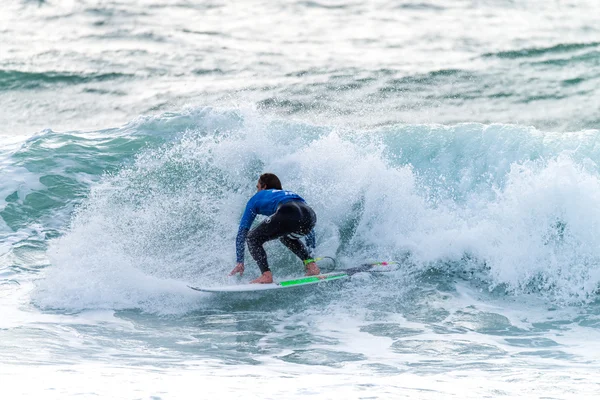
236;198;258;263
236;227;249;263
305;229;316;257
239;196;258;230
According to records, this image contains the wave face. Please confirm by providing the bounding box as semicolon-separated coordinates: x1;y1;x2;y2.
1;108;594;312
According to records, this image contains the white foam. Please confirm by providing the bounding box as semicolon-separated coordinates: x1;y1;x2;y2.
31;108;600;312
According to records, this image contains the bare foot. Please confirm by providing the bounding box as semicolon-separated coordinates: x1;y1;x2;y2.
250;271;273;284
305;262;320;276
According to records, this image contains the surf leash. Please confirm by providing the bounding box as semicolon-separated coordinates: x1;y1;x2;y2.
315;258;399;275
342;261;400;276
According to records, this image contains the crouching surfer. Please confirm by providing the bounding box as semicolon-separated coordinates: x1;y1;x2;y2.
229;173;319;283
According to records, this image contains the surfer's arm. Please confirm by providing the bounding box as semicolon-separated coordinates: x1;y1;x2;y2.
235;226;250;263
305;229;316;256
236;199;258;263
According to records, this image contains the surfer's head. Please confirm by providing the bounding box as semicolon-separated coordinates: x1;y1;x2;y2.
257;173;282;191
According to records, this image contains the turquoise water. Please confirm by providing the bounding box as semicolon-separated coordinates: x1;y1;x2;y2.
2;1;600;399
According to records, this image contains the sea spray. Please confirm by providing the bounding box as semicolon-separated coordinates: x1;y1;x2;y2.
18;108;600;312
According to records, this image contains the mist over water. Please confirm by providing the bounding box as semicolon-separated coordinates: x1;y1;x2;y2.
2;0;600;398
2;0;600;136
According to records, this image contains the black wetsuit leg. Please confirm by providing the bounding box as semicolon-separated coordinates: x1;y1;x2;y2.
279;235;311;262
246;201;317;274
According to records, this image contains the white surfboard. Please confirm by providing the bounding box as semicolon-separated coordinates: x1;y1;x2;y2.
189;271;349;293
188;261;399;293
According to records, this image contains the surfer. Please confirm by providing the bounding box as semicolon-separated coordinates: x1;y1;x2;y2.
229;173;319;284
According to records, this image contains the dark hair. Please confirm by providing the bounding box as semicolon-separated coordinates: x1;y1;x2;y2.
259;173;282;190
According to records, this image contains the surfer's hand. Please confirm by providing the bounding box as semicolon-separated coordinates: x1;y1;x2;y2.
229;263;244;276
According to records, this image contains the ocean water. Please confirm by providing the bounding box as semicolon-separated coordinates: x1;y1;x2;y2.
2;0;600;398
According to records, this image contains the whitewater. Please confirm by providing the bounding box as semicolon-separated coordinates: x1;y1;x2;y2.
2;1;600;399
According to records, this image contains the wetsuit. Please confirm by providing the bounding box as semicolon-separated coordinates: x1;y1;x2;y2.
236;189;317;274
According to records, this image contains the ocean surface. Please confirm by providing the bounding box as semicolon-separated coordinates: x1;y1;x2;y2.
2;0;600;398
